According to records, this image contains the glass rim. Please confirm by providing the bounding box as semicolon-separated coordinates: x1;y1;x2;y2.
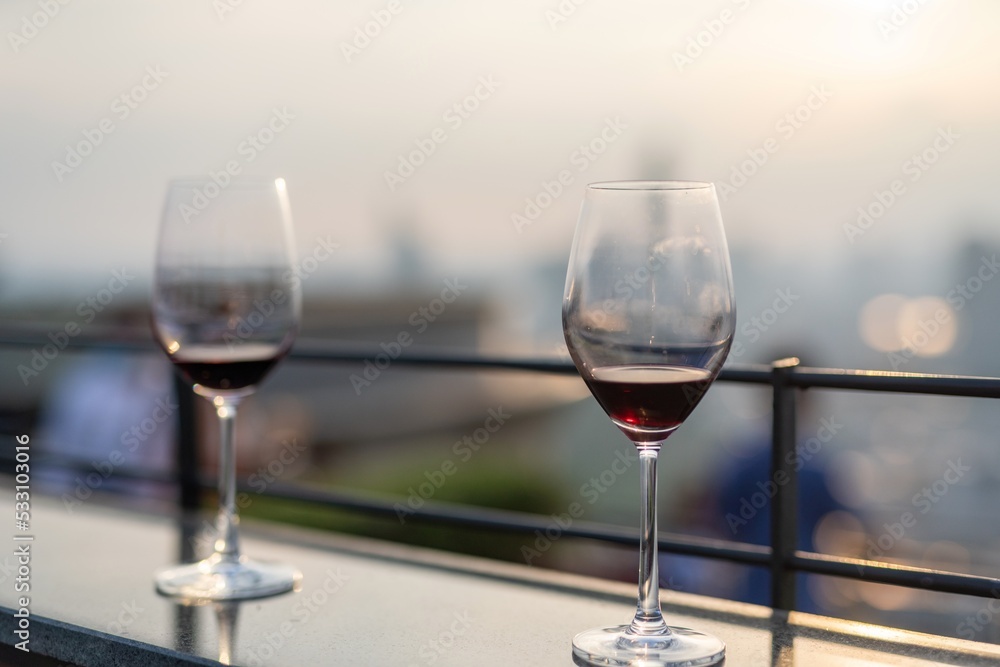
166;176;287;189
587;180;713;191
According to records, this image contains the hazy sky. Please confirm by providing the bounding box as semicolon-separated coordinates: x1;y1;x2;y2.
2;0;1000;306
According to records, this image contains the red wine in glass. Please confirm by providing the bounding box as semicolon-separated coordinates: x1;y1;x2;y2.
172;345;287;392
584;365;714;443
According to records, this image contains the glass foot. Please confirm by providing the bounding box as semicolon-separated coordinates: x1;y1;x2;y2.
573;625;725;667
155;553;301;601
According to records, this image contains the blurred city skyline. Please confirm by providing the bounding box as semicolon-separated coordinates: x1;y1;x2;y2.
3;0;1000;373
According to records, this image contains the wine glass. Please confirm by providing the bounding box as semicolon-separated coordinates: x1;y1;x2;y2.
563;181;735;666
151;177;302;600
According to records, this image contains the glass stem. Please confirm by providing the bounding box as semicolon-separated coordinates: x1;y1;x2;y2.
629;445;668;636
213;400;241;562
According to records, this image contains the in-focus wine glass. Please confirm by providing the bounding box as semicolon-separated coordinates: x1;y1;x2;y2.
563;181;735;666
152;177;302;600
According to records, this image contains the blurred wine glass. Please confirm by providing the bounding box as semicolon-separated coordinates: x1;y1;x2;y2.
151;177;302;600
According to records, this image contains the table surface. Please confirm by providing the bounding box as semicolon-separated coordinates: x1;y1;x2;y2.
2;489;1000;667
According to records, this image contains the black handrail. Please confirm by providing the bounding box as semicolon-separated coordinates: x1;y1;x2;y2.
6;331;1000;609
8;332;1000;396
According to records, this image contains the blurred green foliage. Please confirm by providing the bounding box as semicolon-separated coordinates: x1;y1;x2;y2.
241;457;567;564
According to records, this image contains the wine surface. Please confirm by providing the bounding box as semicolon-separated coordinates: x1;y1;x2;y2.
586;364;714;442
170;343;284;393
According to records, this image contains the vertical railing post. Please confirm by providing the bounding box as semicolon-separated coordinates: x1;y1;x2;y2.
172;372;201;649
770;357;799;610
173;372;201;517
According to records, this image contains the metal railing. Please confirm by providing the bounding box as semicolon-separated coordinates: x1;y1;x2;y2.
4;332;1000;610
